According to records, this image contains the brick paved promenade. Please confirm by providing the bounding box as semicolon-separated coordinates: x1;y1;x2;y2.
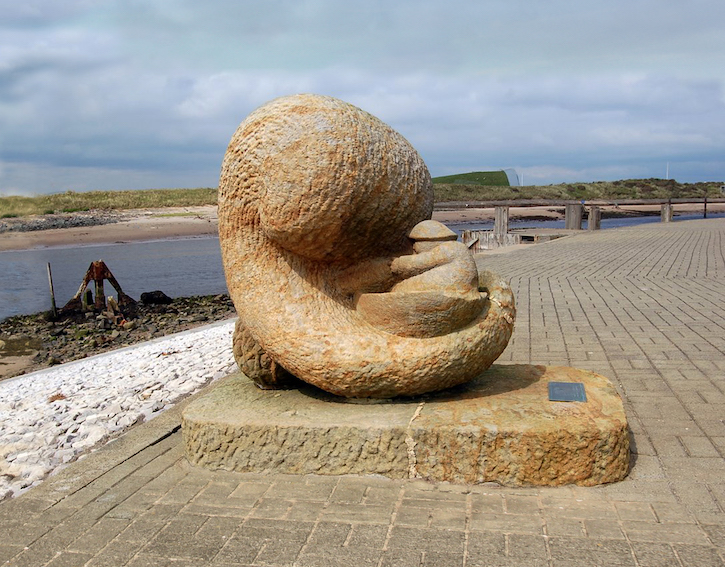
2;219;724;566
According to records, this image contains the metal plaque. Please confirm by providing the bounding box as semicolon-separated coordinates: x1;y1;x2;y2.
548;382;587;402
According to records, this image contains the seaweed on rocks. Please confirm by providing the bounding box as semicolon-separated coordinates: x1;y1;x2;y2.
0;294;236;381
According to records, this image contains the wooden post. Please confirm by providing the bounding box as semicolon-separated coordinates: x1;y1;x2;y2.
588;206;601;231
565;204;583;230
46;263;58;320
704;196;708;219
494;206;509;238
661;203;673;222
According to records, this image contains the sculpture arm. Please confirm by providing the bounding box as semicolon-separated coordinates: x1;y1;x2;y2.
336;257;397;295
390;242;461;279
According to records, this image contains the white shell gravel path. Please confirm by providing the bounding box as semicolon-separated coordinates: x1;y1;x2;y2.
0;318;237;499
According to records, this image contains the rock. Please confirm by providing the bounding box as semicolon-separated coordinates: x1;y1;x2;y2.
0;293;236;383
218;93;515;398
122;320;136;331
141;290;173;305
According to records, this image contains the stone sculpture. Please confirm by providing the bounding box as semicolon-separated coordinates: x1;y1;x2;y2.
218;93;515;398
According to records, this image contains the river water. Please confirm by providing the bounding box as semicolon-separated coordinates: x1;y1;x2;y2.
1;212;721;321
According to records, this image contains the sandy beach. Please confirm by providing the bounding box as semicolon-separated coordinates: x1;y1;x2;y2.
1;202;722;252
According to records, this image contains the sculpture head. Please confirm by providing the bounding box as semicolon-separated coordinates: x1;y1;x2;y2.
222;93;433;264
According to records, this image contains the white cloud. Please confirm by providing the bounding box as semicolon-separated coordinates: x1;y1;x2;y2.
0;0;724;194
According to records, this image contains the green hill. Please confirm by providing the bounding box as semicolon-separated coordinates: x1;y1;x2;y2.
432;171;510;186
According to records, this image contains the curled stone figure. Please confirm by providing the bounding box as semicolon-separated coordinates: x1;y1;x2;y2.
219;94;515;398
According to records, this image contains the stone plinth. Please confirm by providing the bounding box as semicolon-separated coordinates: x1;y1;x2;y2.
182;365;629;487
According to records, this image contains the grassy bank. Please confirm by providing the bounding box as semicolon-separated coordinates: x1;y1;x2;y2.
1;179;722;218
0;188;217;218
433;178;723;202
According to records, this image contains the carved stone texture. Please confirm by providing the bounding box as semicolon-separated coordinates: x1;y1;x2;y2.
182;364;629;486
232;319;299;390
218;93;515;398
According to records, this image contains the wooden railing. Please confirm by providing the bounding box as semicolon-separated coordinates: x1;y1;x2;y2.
453;198;724;252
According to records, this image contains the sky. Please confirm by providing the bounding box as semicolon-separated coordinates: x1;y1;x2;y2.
1;0;724;196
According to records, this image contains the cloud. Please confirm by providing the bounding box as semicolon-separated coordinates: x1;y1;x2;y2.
0;0;724;194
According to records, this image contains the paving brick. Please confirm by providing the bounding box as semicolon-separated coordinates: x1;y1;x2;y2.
541;498;618;521
504;495;540;515
671;482;723;514
212;535;264;565
386;526;466;554
421;550;464;566
674;544;725;567
5;546;59;567
627;455;667;480
66;517;131;554
364;486;403;505
322;503;394;524
469;512;543;534
45;551;95;567
428;507;467;530
248;497;292;519
0;545;23;564
329;478;370;503
266;476;338;502
84;539;145;567
379;550;423;567
506;534;549;560
545;517;586;537
547;537;636;566
630;541;681;567
660;457;725;483
285;500;327;522
126;553;203;566
652;502;696;523
585;519;626;540
394;506;430;528
614;501;657;522
254;539;304;565
702;524;725;547
298;548;383;567
470;493;504;514
622;520;711;544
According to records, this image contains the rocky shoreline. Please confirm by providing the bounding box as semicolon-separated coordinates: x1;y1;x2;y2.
0;209;130;233
0;294;237;381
